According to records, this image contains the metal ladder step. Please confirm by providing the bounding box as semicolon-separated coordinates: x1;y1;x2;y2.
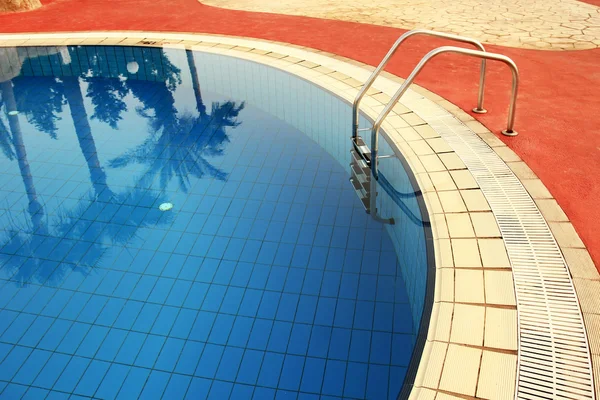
352;136;371;166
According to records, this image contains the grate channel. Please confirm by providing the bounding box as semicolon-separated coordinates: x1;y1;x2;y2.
407;97;595;400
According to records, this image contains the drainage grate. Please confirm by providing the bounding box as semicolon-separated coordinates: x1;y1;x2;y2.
408;97;595;400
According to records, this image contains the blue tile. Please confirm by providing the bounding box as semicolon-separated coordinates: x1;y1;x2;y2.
320;271;341;297
267;321;292;353
257;291;280;319
114;300;144;330
247;265;269;290
0;346;32;381
155;337;186;372
189;311;216;342
201;285;227;312
78;295;108;324
333;299;355;329
207;380;233;400
213;260;236;285
273;243;294;266
389;366;407;399
278;355;305;391
314;297;336;326
96;328;127;362
139;370;170;400
301;270;322;295
353;301;374;330
0;342;13;364
392;334;415;367
53;356;90;393
147;277;175;304
253;387;276;400
328;328;351;360
145;252;170;275
287;323;311;356
215;346;244;381
196;258;219;283
231;383;254;399
238;349;265;385
132;302;161;332
219;286;244;314
275;389;299;400
393;303;414;334
1;313;36;344
23;287;56;314
247;319;272;351
57;322;91;354
370;331;392;364
283;268;304;293
348;330;371;363
170;308;197;339
162;374;192;400
115;331;146;364
276;293;299;321
358;275;377;301
195;343;224;379
75;325;109;358
112;273;140;298
32;352;70;389
116;367;150;400
184;377;212;399
94;297;126;327
174;340;204;375
344;362;367;398
366;364;389;399
374;302;394;332
322;359;346;396
294;295;317;324
300;357;325;394
1;383;28;399
184;282;209;309
255;352;284;388
208;313;235;345
73;359;110;397
12;349;52;385
227;316;253;348
291;245;310;268
151;306;179;336
134;334;165;368
22;387;49;399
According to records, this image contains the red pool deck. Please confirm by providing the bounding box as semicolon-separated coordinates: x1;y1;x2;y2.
1;0;599;270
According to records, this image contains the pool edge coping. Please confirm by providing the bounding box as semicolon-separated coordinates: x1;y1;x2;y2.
1;31;598;400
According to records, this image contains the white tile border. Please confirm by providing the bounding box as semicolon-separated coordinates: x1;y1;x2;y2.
1;31;598;400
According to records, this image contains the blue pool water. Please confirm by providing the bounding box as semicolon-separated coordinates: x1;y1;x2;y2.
0;45;430;399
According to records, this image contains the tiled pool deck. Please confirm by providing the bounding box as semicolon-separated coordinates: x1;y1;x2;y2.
0;32;599;400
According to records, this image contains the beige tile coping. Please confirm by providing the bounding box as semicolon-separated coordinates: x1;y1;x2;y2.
0;31;598;400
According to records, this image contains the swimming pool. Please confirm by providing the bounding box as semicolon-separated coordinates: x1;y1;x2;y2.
0;45;431;399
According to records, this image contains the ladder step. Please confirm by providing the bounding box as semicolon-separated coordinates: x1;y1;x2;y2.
352;136;371;165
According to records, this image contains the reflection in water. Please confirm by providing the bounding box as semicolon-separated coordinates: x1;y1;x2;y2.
0;46;244;287
0;45;422;400
110;51;244;192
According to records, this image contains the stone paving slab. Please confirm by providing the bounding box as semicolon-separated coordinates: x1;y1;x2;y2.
202;0;600;50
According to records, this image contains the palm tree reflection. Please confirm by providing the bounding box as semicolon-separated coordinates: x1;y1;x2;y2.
109;50;244;192
0;46;243;287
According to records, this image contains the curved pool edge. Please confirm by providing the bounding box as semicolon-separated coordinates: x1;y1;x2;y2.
0;31;598;400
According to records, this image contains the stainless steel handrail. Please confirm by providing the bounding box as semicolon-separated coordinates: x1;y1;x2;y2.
352;29;488;140
371;46;519;179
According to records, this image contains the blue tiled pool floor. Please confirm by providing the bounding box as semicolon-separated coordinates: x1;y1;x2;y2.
0;46;419;399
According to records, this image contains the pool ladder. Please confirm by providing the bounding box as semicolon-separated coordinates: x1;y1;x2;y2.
350;29;520;219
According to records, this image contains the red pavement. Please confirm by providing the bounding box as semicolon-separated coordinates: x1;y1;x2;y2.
1;0;599;269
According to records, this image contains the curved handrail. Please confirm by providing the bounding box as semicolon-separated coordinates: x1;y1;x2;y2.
352;29;488;139
371;46;519;179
